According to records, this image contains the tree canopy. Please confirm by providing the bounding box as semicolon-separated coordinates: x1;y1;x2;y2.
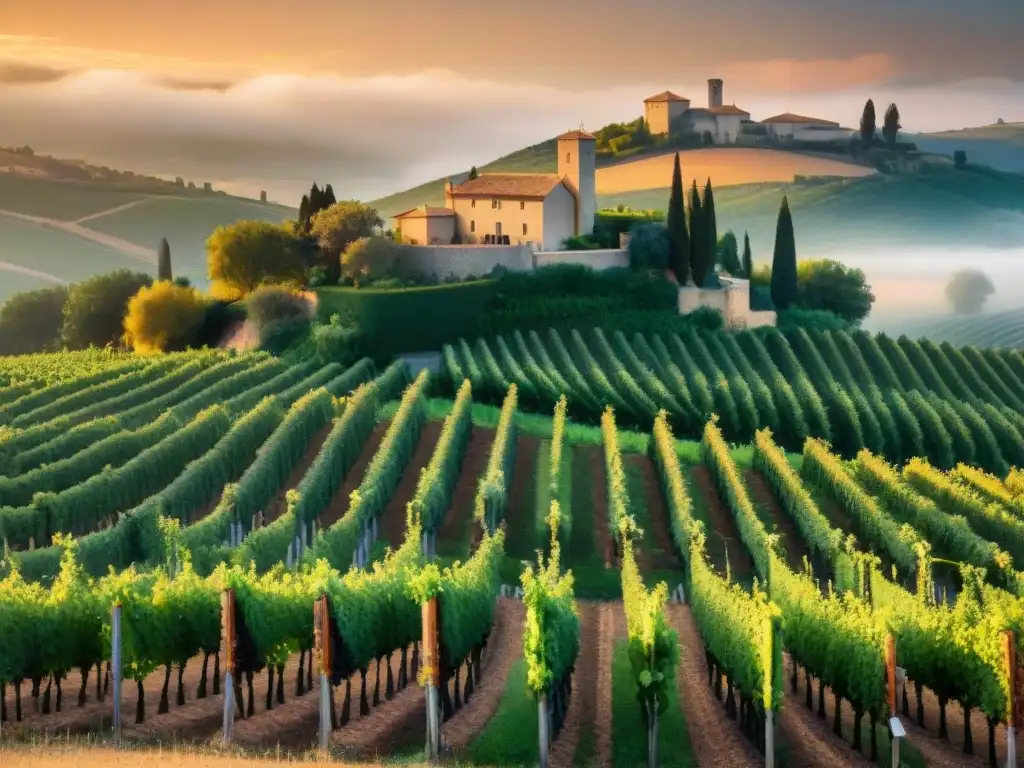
0;285;69;355
206;220;307;298
716;231;741;276
628;223;670;272
666;153;690;284
860;99;876;148
310;201;384;266
61;270;153;349
770;196;798;311
946;269;995;315
882;103;902;144
123;281;207;354
157;238;172;281
796;259;875;325
341;236;397;287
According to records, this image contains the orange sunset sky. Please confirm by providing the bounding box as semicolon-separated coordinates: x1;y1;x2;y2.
0;0;1020;201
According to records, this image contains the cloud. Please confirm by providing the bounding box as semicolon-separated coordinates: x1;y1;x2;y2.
0;61;73;85
0;66;1021;205
721;54;896;95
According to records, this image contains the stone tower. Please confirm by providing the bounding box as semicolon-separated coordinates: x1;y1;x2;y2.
557;128;597;236
708;79;724;109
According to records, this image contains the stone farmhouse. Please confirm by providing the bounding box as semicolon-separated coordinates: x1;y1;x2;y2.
644;78;856;144
392;130;597;251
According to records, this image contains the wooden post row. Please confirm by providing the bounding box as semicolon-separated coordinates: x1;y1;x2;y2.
314;595;332;676
421;597;439;687
221;588;237;742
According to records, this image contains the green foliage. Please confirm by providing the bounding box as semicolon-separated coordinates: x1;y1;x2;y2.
795;259;874;325
716;231;741;275
206;220;307;298
666;153;690;284
882;103;901;144
770;197;798;311
861;99;877;148
310;201;384;283
776;308;850;332
157;238;172;281
123;281;207;354
0;285;69;355
339;236;398;286
628;223;670;271
61;270;153;350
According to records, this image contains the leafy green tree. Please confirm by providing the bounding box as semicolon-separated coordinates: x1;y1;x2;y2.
770;196;798;310
628;223;670;271
704;179;718;278
688;180;704;285
796;259;875;325
741;232;753;278
123;281;207;354
468;166;479;180
206;221;307;298
310;201;385;283
0;285;69;355
860;99;876;148
945;269;994;314
716;230;741;275
882;103;901;143
666;153;690;283
342;236;398;287
157;238;172;281
61;270;153;349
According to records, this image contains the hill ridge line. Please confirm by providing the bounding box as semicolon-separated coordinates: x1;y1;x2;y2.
0;207;156;264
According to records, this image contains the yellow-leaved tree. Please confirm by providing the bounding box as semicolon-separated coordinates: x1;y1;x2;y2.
123;281;207;354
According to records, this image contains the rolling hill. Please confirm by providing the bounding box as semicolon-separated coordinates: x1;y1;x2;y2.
911;122;1024;174
889;306;1024;350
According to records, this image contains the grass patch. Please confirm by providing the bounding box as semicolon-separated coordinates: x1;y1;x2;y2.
611;640;694;768
534;439;553;545
466;658;538;767
567;445;601;570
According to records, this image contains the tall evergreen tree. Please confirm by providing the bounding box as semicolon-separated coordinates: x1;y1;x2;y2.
309;183;323;214
157;238;172;281
703;178;718;284
741;232;753;278
298;194;310;229
688;181;705;286
860;100;877;148
666;153;690;284
468;166;479;180
882;103;902;143
323;183;337;207
770;196;799;310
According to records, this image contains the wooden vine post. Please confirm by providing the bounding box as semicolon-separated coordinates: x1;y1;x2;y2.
221;589;237;742
422;596;441;761
886;635;897;715
1007;630;1018;768
314;595;333;750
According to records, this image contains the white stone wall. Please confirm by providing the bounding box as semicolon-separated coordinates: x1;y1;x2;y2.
532;248;629;271
677;277;776;328
391;244;534;281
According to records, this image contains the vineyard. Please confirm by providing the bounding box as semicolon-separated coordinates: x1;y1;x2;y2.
2;331;1024;768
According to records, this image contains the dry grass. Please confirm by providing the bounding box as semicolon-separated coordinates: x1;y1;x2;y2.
595;148;875;194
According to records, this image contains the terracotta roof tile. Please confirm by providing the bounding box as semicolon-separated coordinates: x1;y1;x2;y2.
449;173;570;199
392;205;454;219
761;112;839;126
556;129;596;140
710;105;750;116
644;91;689;103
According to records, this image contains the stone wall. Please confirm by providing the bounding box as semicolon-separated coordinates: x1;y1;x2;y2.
390;243;533;281
532;248;630;271
678;277;776;329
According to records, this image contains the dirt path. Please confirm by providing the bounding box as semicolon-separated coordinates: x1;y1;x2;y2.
377;422;443;550
0;261;68;285
779;659;872;768
666;603;762;768
436;428;495;557
744;469;811;572
261;423;334;525
627;453;681;572
504;435;542;561
72;199;152;224
548;601;611;768
579;445;614;567
903;679;1011;767
317;422;388;528
0;208;156;263
689;466;755;581
442;599;523;752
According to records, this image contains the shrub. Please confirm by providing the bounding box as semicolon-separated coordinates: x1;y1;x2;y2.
0;285;68;355
62;270;153;349
193;300;246;348
123;281;208;353
341;235;397;286
776;308;850;332
312;315;366;366
627;223;670;271
686;306;725;331
562;234;603;251
206;220;307;297
246;284;310;330
259;317;312;355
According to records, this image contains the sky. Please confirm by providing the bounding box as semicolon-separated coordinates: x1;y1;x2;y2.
0;0;1021;203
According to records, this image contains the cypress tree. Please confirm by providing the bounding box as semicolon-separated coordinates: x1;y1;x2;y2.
157;238;172;281
298;194;310;229
468;166;479;180
770;196;799;310
688;181;704;286
742;232;753;278
323;184;337;207
860;100;876;148
666;153;690;284
703;178;718;281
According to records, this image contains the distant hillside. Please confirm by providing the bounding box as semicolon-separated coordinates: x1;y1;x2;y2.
0;170;295;305
369;143;872;219
892;307;1024;350
910;123;1024;174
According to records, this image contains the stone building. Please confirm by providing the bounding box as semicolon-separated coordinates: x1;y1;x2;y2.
643;79;751;144
392;129;596;251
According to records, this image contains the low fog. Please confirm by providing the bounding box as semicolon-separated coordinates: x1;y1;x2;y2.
0;68;1022;204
